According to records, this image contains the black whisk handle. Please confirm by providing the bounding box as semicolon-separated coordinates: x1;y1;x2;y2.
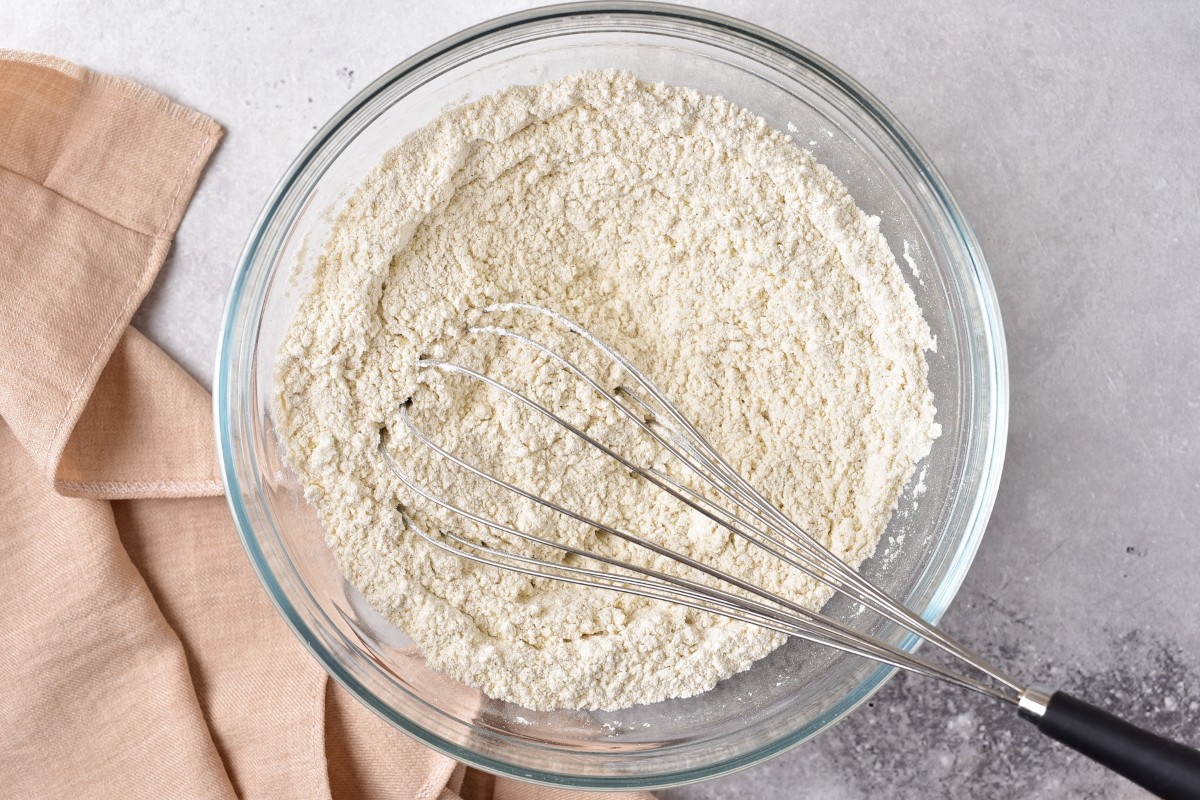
1020;687;1200;799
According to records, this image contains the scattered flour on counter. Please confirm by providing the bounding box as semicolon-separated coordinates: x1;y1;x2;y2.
274;70;940;711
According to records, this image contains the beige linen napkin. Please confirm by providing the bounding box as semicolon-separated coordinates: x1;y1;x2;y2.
0;50;653;800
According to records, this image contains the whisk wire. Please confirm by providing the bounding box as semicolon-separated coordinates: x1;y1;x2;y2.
480;304;1019;692
495;304;1022;693
383;303;1021;703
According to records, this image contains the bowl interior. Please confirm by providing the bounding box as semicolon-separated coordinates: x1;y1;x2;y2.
218;5;1004;789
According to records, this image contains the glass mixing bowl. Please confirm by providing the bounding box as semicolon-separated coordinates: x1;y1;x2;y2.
214;2;1007;789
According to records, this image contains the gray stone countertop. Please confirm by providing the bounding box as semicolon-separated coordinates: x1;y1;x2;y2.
6;1;1198;797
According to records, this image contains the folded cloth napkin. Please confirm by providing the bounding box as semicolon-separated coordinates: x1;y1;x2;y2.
0;50;654;800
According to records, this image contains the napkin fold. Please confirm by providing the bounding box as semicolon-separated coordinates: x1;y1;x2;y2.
0;50;652;800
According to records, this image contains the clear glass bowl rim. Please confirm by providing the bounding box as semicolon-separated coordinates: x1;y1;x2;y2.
214;1;1009;789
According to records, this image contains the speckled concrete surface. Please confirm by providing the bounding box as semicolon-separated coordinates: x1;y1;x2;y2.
6;1;1198;797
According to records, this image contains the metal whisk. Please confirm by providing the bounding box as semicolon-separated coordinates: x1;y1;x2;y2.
380;302;1200;798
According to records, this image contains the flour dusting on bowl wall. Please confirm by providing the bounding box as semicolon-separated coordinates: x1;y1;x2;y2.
216;4;1005;789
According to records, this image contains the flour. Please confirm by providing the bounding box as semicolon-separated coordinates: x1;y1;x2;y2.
903;239;921;279
274;70;940;711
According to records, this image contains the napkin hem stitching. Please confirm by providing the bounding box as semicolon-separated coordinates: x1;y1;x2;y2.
159;116;217;237
55;478;224;499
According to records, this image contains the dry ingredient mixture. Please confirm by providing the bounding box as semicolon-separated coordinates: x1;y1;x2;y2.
275;70;940;711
